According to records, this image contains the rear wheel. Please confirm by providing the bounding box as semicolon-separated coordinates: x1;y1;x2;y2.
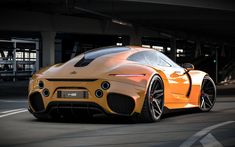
199;76;216;112
133;75;164;123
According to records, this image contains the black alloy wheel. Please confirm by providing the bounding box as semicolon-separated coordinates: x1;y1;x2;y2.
134;75;164;122
200;76;216;112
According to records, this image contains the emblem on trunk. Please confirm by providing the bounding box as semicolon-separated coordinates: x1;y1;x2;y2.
70;71;77;74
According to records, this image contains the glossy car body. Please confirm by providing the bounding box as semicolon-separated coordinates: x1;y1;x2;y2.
28;46;216;122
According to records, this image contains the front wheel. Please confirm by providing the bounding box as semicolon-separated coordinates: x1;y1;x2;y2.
133;75;164;123
199;76;216;112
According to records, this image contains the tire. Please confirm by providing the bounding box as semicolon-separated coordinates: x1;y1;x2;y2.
199;76;216;112
133;75;164;123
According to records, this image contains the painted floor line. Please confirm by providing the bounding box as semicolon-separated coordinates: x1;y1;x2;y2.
200;133;223;147
1;108;26;114
179;121;235;147
0;109;27;118
0;99;27;103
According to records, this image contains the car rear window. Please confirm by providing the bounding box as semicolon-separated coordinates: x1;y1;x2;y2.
74;46;129;67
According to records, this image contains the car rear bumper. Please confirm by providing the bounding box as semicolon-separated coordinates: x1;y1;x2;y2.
28;79;147;117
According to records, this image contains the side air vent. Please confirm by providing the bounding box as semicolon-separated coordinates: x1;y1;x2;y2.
107;93;135;115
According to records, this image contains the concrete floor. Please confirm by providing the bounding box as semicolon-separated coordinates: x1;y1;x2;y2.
0;81;234;147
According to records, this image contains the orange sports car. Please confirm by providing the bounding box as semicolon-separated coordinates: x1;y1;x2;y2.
28;46;216;122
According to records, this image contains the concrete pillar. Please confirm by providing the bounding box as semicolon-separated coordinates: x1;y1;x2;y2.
41;31;56;67
129;34;142;45
215;46;219;83
170;37;177;61
129;27;142;45
55;39;62;63
195;40;201;58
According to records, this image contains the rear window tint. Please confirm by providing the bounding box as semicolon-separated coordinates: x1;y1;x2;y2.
75;46;129;67
84;46;129;59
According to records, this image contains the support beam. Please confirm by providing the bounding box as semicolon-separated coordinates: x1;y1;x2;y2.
121;0;235;11
41;31;56;67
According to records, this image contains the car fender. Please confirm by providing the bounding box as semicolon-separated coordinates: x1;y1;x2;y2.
188;70;208;106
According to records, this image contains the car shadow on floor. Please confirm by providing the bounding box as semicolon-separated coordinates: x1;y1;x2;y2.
29;114;135;124
27;108;205;124
162;107;202;119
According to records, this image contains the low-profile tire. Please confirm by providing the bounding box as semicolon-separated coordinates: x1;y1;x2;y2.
133;74;164;123
199;76;216;112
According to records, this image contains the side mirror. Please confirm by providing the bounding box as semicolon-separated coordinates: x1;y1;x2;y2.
183;63;194;71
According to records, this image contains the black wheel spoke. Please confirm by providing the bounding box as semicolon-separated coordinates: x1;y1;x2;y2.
154;93;163;99
152;100;162;114
153;89;163;95
154;109;161;115
201;97;205;108
151;81;159;93
152;89;164;98
205;95;213;106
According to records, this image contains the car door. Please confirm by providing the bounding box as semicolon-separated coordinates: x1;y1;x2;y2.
156;52;190;98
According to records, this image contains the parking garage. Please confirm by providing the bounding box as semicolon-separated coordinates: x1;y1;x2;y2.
0;0;235;147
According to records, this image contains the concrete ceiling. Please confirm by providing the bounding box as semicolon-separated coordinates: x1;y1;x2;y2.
1;0;235;43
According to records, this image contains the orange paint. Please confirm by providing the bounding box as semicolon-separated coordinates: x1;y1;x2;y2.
28;46;209;116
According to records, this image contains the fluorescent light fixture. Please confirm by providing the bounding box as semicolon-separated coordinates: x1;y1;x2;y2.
112;19;132;27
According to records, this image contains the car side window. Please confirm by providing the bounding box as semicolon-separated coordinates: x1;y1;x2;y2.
144;51;161;67
158;58;171;67
127;50;171;67
148;51;171;67
127;51;147;65
158;51;181;68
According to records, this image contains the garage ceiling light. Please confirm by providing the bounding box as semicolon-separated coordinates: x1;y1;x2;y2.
112;19;132;27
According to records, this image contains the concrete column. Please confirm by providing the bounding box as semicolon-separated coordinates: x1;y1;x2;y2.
129;27;142;45
55;39;62;63
215;46;218;84
170;37;177;61
41;31;56;67
195;40;201;58
129;34;142;46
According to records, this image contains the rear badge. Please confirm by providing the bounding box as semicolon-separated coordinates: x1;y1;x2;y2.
57;90;88;98
70;71;77;74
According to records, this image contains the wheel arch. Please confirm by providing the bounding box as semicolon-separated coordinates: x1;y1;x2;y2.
188;70;212;106
188;70;208;87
